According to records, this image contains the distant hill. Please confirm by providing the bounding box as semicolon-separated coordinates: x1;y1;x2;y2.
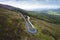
31;8;60;12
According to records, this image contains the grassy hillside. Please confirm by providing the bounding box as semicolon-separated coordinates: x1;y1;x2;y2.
30;17;60;40
0;8;30;40
27;11;60;40
0;7;60;40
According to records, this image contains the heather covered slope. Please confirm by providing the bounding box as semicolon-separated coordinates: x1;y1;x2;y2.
0;8;29;40
0;7;41;40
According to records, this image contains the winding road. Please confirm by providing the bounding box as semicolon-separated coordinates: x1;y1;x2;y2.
20;13;37;34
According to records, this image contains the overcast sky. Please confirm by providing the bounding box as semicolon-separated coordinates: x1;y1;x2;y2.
0;0;60;10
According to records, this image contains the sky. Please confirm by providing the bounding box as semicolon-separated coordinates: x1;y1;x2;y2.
0;0;60;10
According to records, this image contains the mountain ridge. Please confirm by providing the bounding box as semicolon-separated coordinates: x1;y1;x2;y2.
0;4;28;15
31;8;60;12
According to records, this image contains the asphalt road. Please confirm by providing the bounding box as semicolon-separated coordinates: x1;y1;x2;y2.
20;13;37;34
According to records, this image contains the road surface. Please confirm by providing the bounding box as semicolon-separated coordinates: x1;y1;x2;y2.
20;13;37;34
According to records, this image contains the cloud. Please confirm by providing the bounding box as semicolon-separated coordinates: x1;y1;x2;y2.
0;0;60;10
0;1;60;10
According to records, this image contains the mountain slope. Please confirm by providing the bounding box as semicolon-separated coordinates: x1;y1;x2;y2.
0;7;29;40
0;4;60;40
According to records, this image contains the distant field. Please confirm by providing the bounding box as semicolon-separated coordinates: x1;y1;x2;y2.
27;11;60;24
